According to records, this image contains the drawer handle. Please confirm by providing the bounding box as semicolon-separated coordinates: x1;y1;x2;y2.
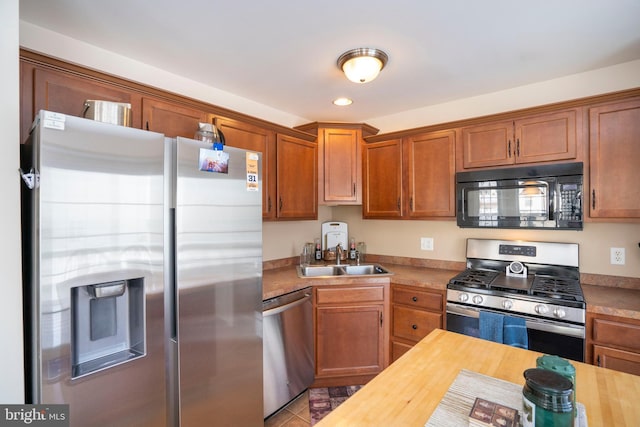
412;296;418;302
412;324;418;330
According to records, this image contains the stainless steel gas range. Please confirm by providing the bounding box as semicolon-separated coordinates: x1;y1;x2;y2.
446;239;586;362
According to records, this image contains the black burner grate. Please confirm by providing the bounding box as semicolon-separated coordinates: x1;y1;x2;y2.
449;269;499;288
531;276;584;302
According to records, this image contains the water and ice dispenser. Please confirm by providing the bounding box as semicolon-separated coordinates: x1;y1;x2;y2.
71;278;145;378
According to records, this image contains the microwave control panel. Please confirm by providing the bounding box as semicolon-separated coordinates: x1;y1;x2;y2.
558;182;582;221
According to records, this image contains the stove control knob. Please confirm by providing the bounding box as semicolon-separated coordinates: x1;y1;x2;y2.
535;304;549;315
502;300;514;310
458;293;469;302
472;295;484;305
554;308;566;319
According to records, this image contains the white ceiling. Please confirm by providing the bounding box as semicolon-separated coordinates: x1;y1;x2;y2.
19;0;640;123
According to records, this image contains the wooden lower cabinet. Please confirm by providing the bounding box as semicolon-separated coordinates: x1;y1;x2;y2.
313;282;390;387
586;312;640;376
592;345;640;376
390;284;444;363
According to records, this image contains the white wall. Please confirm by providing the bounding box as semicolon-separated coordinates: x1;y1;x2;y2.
333;206;640;278
369;59;640;133
19;22;308;129
1;0;25;403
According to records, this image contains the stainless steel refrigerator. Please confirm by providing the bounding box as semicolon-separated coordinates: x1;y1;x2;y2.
21;110;263;426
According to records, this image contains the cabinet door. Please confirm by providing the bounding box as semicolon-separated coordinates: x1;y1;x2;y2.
276;134;317;220
320;128;361;204
31;68;139;127
461;120;513;168
215;117;276;219
593;345;640;376
515;109;578;164
315;304;385;378
589;98;640;218
362;139;403;218
404;130;456;218
142;97;209;138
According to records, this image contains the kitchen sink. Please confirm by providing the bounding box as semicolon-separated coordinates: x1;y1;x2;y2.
297;264;391;278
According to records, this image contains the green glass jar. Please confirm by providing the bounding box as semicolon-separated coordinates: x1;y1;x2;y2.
522;368;574;427
536;354;576;419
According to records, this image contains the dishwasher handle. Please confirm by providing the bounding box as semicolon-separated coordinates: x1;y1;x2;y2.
263;292;311;317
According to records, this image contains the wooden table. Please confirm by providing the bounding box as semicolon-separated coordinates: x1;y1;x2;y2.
315;329;640;426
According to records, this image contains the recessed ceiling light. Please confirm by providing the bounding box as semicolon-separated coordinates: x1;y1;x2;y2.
333;97;353;106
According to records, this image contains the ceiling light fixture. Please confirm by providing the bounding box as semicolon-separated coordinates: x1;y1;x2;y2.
337;48;388;84
333;97;353;106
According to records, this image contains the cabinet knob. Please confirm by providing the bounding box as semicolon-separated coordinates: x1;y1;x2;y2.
412;324;418;330
412;296;418;302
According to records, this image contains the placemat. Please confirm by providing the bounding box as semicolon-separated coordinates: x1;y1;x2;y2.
424;369;587;427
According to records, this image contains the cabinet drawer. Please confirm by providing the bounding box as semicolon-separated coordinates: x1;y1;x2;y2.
316;285;384;305
392;287;442;311
391;340;413;363
592;318;640;352
392;305;442;342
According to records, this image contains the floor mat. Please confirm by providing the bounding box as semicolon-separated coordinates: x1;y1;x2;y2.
309;385;363;425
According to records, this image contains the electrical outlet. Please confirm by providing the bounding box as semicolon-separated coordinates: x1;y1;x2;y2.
420;237;434;251
610;247;625;265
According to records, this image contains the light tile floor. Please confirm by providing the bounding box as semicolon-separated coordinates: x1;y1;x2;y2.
264;391;311;427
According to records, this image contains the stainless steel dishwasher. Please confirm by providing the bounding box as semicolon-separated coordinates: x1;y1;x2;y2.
263;287;314;418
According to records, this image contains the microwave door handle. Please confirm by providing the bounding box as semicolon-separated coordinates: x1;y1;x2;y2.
547;182;554;221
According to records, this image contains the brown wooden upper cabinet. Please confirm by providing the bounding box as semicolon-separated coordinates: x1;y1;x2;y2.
362;130;456;219
142;97;210;138
404;130;456;218
588;97;640;219
363;139;403;219
460;109;580;169
21;66;141;141
320;127;362;204
275;134;317;220
295;123;378;206
214;117;276;219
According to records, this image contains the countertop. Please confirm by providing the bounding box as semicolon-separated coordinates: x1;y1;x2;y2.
263;262;640;319
262;263;461;300
315;329;640;426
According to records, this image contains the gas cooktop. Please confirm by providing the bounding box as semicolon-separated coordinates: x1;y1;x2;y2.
446;239;586;323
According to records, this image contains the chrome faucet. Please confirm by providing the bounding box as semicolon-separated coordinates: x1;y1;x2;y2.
335;243;344;265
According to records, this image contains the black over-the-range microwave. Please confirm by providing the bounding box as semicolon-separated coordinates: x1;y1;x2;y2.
456;162;583;230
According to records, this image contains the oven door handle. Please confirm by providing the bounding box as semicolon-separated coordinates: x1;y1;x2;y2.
446;303;585;339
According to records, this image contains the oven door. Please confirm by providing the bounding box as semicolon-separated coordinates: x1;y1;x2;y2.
446;303;584;362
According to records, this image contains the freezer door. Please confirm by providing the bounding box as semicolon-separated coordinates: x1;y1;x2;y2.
23;111;167;426
173;138;263;426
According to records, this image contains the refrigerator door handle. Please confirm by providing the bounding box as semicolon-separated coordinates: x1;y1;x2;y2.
168;207;178;342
